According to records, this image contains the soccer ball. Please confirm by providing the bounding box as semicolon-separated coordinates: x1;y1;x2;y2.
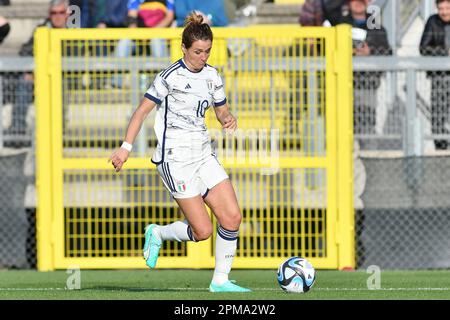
277;256;316;293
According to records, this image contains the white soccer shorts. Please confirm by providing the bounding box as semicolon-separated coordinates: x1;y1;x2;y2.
156;153;229;199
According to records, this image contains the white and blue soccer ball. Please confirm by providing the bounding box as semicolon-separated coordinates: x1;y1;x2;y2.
277;256;316;293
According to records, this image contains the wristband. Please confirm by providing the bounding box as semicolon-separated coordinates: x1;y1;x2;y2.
121;141;133;152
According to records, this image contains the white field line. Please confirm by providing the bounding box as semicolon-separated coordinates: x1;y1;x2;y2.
0;287;449;292
0;288;66;291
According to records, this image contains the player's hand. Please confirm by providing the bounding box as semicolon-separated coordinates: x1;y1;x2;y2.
108;148;129;172
354;42;371;56
222;114;237;133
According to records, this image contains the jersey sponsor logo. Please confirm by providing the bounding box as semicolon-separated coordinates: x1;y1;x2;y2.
185;83;192;89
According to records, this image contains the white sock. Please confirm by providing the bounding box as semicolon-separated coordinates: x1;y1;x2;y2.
212;226;239;285
156;220;196;242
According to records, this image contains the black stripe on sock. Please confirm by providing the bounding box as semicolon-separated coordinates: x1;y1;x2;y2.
187;225;197;242
217;226;238;241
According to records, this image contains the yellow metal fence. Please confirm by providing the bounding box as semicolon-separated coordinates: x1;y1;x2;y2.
35;25;354;270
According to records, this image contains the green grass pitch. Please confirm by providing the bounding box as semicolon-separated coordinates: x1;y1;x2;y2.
0;270;449;300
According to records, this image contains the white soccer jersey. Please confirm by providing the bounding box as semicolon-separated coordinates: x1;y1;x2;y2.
145;59;227;164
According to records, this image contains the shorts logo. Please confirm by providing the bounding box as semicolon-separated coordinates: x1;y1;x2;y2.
177;180;186;192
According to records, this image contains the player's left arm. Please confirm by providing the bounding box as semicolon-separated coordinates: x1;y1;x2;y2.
212;69;236;132
214;102;237;132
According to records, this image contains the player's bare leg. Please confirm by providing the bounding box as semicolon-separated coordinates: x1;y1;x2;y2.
174;195;213;241
143;196;211;268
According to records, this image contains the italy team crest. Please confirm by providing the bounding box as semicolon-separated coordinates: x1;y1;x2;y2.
177;180;186;192
207;79;214;94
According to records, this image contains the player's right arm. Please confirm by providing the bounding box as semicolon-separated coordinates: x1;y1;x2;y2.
109;98;157;172
110;71;169;172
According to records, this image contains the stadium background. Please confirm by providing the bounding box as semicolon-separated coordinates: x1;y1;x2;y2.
0;0;449;274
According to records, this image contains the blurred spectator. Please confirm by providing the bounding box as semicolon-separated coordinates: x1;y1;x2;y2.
125;0;175;28
11;0;71;135
291;0;352;142
293;0;353;142
69;0;106;28
20;0;70;56
296;0;352;55
87;0;126;59
112;0;175;88
345;0;391;55
97;0;128;28
339;0;391;139
299;0;350;26
420;0;450;150
75;0;124;90
174;0;229;27
0;0;10;5
0;15;10;44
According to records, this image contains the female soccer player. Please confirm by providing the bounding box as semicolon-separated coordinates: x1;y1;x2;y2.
109;13;250;293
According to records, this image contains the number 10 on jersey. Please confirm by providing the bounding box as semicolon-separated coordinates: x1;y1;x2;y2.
196;100;210;118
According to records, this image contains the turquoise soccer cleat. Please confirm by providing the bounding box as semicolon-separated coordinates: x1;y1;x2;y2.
209;280;252;293
143;224;162;269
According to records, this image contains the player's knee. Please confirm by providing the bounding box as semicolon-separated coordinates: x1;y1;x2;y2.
232;211;242;227
221;211;242;230
192;225;213;241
